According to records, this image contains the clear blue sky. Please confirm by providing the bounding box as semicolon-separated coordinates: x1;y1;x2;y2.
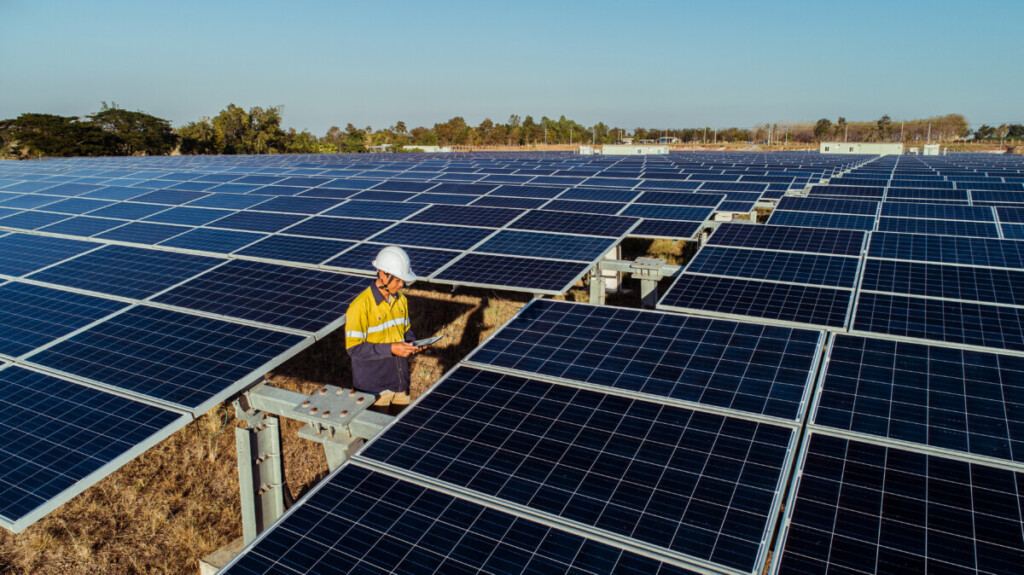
1;0;1020;135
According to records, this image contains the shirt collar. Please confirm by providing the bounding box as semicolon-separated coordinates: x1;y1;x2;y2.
370;281;390;305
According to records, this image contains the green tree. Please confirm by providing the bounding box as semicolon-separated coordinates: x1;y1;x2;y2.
177;118;220;154
89;103;177;155
813;118;833;141
0;113;117;157
341;124;367;153
877;114;893;141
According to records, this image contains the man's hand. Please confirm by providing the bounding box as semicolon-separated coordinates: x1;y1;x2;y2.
391;342;419;357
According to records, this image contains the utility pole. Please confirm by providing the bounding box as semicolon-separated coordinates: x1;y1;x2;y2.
844;124;848;143
927;123;931;142
900;121;904;141
544;127;547;146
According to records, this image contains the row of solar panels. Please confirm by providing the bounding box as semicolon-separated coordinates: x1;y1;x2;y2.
223;296;1024;575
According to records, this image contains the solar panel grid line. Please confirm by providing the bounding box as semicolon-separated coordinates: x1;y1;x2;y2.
0;232;107;278
429;253;593;295
353;365;801;575
858;258;1024;307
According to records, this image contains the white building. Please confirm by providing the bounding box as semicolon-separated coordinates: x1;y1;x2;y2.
601;144;669;156
400;145;451;153
820;142;904;155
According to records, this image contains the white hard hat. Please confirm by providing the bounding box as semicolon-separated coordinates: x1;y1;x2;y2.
372;245;417;284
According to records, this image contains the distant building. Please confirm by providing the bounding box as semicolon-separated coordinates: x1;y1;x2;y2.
820;142;904;155
601;144;669;155
400;145;451;153
658;136;681;144
922;144;942;156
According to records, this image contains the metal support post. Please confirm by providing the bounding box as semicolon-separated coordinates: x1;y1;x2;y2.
631;257;665;309
588;264;606;305
235;413;285;545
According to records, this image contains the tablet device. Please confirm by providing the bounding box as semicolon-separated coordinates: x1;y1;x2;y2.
412;335;444;347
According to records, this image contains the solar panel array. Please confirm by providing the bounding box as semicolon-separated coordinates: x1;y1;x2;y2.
225;299;825;575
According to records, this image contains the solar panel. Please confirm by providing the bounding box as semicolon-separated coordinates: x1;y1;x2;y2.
541;199;626;215
131;189;209;205
868;232;1024;268
158;227;266;253
282;215;393;241
359;365;795;574
881;202;995;221
222;464;698;575
152;260;366;333
559;187;639;202
0;365;188;532
853;292;1024;353
469;195;548;209
232;234;355;265
323;200;427;220
433;253;590;294
27;244;223;299
86;201;168;220
468;299;823;421
0;233;99;276
634;191;725;207
324;243;460;277
408;204;524;228
659;275;853;329
773;433;1024;574
94;222;190;245
369;222;494;251
630;219;703;239
24;305;306;413
686;246;860;288
509;210;638;238
40;197;115;215
709;223;865;255
184;193;268;210
207;211;307;233
814;334;1024;464
0;282;128;358
876;216;1001;238
774;196;879;215
246;196;342;215
768;210;877;231
861;259;1024;305
488;185;565;198
0;194;62;209
473;230;613;262
620;204;714;221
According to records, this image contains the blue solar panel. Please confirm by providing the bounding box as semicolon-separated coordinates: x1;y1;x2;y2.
85;201;168;220
153;260;366;333
131;189;209;205
470;195;548;209
0;366;187;532
408;204;524;228
168;180;217;192
296;186;358;200
488;185;565;198
0;194;62;209
775;434;1024;575
775;196;879;215
282;216;392;241
233;234;355;265
621;204;714;221
541;199;626;215
158;227;266;253
474;230;614;261
247;196;343;214
868;232;1024;268
0;233;99;276
634;191;725;207
687;246;860;288
35;182;103;196
815;334;1024;463
881;203;995;221
0;282;128;358
371;180;435;193
248;184;305;196
470;299;823;420
807;184;885;198
768;210;877;231
421;182;497;195
223;465;697;575
558;187;639;202
83;186;149;201
660;275;853;328
709;223;865;255
0;210;72;230
207;211;307;233
26;306;305;413
877;216;1000;238
28;245;222;299
854;292;1024;353
861;259;1024;305
95;221;190;245
141;206;229;226
369;222;493;250
39;197;115;215
184;193;268;210
886;187;968;201
697;182;768;193
630;219;703;239
351;190;418;202
509;210;637;238
636;180;702;191
360;366;794;574
434;253;590;293
39;216;127;237
324;243;459;277
323;200;427;220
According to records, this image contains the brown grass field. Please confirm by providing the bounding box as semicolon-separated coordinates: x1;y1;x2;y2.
0;238;689;574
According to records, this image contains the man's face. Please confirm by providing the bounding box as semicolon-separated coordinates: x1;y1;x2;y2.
380;271;404;295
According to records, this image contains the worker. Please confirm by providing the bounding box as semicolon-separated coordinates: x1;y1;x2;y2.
345;245;420;414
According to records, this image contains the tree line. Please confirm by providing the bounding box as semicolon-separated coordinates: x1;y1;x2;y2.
0;104;1001;159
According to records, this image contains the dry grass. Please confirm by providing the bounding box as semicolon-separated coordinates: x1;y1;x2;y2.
0;285;528;574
